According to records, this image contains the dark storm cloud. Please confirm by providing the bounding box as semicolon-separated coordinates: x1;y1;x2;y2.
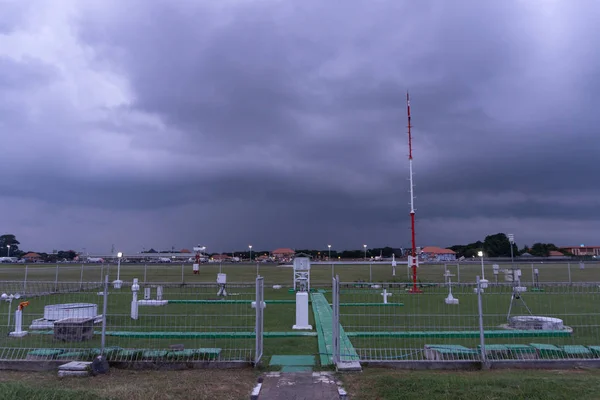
1;0;600;252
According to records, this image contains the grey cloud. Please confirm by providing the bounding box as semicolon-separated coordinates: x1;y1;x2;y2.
0;56;59;90
1;0;600;252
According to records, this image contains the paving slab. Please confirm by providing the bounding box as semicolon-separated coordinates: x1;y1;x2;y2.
257;372;341;400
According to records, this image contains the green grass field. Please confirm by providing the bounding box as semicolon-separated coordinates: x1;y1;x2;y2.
3;368;600;400
0;260;598;285
1;261;599;366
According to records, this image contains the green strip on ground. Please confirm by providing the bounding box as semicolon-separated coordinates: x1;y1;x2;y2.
167;299;297;304
310;292;359;366
346;330;572;338
338;303;404;306
29;330;317;338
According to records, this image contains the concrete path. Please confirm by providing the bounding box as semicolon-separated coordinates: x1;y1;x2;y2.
254;372;346;400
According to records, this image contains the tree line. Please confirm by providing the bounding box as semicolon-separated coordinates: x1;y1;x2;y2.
0;232;573;262
448;233;565;258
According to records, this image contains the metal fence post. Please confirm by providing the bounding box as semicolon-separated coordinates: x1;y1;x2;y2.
476;275;488;367
100;274;109;355
181;264;184;285
54;264;59;292
332;275;340;364
567;262;572;285
23;265;28;295
79;264;84;291
254;276;264;366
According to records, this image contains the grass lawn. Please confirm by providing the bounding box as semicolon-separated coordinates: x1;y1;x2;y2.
0;368;600;399
342;368;600;400
0;261;599;286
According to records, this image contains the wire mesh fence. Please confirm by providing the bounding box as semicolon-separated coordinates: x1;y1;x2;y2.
481;281;600;361
333;276;600;364
335;281;483;362
0;276;262;365
0;261;598;287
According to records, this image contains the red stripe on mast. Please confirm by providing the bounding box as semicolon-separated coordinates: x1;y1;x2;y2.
407;91;421;294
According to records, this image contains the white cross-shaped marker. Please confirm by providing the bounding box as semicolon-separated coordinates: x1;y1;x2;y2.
381;289;392;304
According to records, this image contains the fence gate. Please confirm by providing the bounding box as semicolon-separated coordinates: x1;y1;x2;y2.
255;276;264;365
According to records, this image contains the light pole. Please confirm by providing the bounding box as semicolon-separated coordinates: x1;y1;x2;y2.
508;233;515;269
328;244;333;278
363;244;367;261
478;251;488;288
6;245;10;258
249;245;252;262
113;252;123;289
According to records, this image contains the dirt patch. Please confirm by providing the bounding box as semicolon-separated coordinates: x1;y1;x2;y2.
0;369;258;400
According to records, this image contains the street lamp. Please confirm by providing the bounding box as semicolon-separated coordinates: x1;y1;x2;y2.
249;245;252;261
6;244;10;258
328;244;333;278
363;244;367;261
507;233;515;268
478;251;488;288
113;252;123;289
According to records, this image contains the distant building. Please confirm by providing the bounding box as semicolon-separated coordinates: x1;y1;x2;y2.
419;247;456;262
180;249;192;253
22;252;42;262
549;250;567;258
211;254;232;261
271;248;295;261
559;246;600;257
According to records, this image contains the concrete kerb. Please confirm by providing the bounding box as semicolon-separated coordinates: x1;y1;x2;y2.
358;359;600;370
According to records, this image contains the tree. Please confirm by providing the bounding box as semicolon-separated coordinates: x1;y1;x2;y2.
448;241;483;259
0;234;20;257
483;233;518;257
529;243;559;257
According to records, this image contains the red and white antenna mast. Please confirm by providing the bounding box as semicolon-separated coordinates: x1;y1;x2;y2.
407;92;422;293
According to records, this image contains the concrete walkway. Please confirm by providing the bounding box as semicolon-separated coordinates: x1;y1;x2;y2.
255;372;345;400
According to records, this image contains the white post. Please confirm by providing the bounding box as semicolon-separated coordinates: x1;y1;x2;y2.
292;292;312;330
9;309;28;337
392;254;396;276
156;286;163;301
144;287;151;300
131;278;139;320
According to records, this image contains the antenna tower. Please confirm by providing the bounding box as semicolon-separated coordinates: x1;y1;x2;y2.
407;92;422;293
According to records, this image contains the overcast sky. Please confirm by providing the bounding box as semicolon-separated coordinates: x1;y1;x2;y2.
1;0;599;254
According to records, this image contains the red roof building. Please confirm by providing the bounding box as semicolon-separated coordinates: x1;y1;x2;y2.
271;248;295;260
420;246;456;261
